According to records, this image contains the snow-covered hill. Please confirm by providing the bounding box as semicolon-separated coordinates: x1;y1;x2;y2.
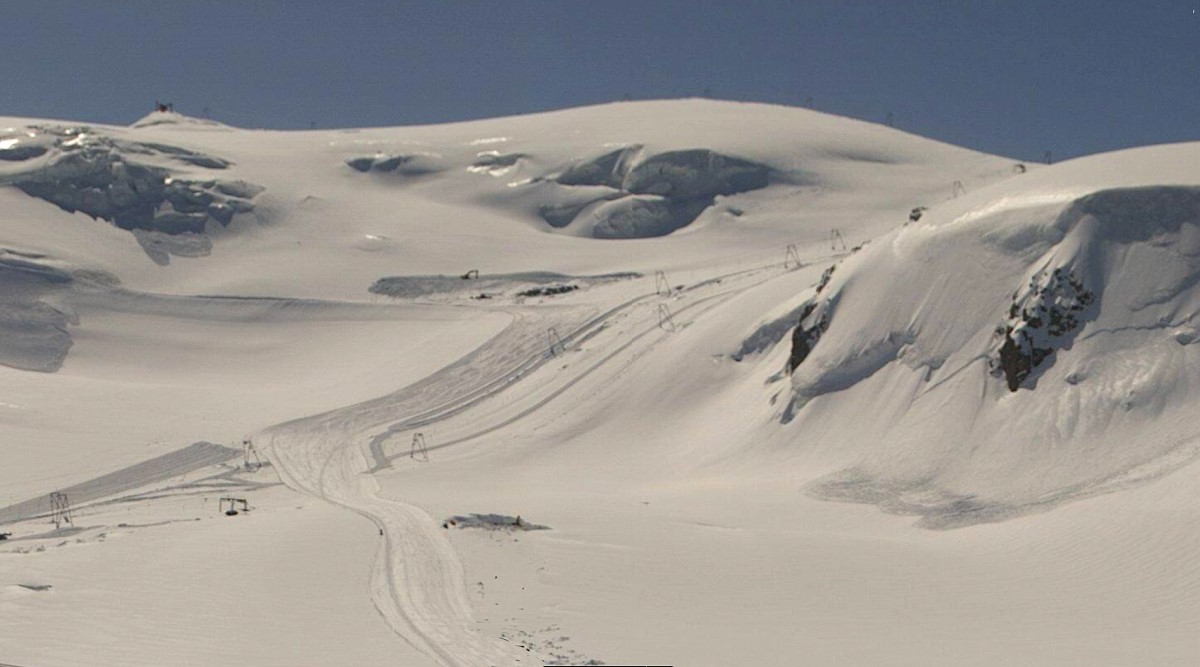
783;145;1200;528
2;101;1198;667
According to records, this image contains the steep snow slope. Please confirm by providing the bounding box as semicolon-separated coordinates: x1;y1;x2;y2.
784;142;1200;527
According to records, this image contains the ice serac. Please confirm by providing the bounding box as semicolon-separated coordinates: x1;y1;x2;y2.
541;146;774;238
786;184;1200;527
0;125;264;264
346;152;444;176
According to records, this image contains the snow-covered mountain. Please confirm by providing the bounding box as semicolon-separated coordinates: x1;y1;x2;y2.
2;101;1198;667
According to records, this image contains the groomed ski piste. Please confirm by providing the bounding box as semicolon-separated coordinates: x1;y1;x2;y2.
2;100;1199;665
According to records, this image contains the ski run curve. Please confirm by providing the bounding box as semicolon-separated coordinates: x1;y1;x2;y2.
257;261;800;666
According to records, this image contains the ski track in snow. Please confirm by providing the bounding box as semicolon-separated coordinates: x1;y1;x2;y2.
387;266;794;464
259;309;574;667
0;442;240;525
258;262;796;666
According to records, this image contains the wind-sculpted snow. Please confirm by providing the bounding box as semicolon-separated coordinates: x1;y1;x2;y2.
343;141;776;238
346;152;445;176
467;150;527;176
0;126;263;264
0;251;78;372
554;145;642;189
539;146;774;238
788;185;1200;526
732;301;816;362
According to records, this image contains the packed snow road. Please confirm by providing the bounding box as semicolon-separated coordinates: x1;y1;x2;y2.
257;306;588;667
374;264;802;467
256;261;803;666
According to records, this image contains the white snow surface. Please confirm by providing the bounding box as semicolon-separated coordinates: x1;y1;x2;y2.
2;100;1199;666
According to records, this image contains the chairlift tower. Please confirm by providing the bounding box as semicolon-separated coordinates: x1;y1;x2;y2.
50;492;72;529
657;304;677;332
547;327;565;357
654;270;673;296
830;229;847;252
242;439;263;472
410;433;430;462
952;180;966;198
784;244;802;270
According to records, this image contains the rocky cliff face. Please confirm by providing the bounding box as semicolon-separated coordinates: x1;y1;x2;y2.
786;265;836;373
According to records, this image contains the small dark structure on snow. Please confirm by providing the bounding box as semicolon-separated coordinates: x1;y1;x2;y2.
220;497;250;516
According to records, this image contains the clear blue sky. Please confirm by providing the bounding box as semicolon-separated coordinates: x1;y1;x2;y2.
3;1;1197;161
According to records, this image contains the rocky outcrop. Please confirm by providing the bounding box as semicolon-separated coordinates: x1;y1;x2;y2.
786;265;837;373
991;267;1096;391
787;301;828;373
